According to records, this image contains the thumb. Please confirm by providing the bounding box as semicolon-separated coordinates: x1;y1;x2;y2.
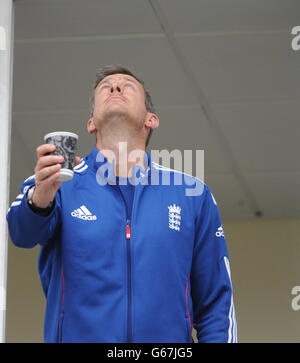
75;156;82;166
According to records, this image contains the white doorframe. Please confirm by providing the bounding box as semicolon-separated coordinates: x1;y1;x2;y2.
0;0;14;343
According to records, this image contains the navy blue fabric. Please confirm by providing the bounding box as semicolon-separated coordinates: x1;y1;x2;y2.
116;176;135;220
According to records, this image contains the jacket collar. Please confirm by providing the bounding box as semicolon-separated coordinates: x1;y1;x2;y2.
87;146;151;186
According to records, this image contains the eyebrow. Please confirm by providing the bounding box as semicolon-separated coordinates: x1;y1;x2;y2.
99;76;138;86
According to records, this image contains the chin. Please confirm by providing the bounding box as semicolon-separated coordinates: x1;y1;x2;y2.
106;108;139;125
107;109;128;119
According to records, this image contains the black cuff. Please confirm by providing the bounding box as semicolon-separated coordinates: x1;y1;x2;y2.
28;199;55;217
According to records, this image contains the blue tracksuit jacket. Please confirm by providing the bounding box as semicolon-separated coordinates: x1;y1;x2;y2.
6;147;237;343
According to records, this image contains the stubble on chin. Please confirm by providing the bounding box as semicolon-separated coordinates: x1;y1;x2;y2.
100;108;144;133
104;108;129;124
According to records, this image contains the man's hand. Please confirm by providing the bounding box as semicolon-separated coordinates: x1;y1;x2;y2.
32;144;81;208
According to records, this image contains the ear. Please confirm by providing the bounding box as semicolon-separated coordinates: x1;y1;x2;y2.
87;118;97;134
144;113;159;131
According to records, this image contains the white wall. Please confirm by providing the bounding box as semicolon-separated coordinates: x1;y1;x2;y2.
0;0;13;343
225;218;300;342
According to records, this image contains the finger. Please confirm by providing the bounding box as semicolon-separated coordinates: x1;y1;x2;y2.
75;156;82;166
36;143;56;158
37;170;62;187
36;154;64;172
36;163;61;182
48;171;63;185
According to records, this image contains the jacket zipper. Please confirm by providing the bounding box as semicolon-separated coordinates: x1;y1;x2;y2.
125;218;132;343
116;186;132;343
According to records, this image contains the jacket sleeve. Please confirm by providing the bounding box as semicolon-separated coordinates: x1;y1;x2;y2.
191;185;237;343
6;175;61;249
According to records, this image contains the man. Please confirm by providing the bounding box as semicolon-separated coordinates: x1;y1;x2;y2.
7;65;237;343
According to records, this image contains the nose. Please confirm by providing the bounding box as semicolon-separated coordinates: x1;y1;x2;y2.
110;81;122;94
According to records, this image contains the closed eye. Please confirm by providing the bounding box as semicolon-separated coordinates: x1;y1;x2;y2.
124;82;136;90
98;84;110;93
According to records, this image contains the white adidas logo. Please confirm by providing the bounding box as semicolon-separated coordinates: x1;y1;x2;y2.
71;205;97;221
216;225;225;237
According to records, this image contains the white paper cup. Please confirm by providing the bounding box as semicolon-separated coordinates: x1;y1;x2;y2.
44;131;78;181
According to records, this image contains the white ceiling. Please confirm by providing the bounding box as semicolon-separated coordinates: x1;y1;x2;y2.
10;0;300;220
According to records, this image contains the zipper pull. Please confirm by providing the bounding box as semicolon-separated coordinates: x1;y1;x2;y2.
126;220;131;240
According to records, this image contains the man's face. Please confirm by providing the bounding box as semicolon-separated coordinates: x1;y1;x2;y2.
92;73;148;128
